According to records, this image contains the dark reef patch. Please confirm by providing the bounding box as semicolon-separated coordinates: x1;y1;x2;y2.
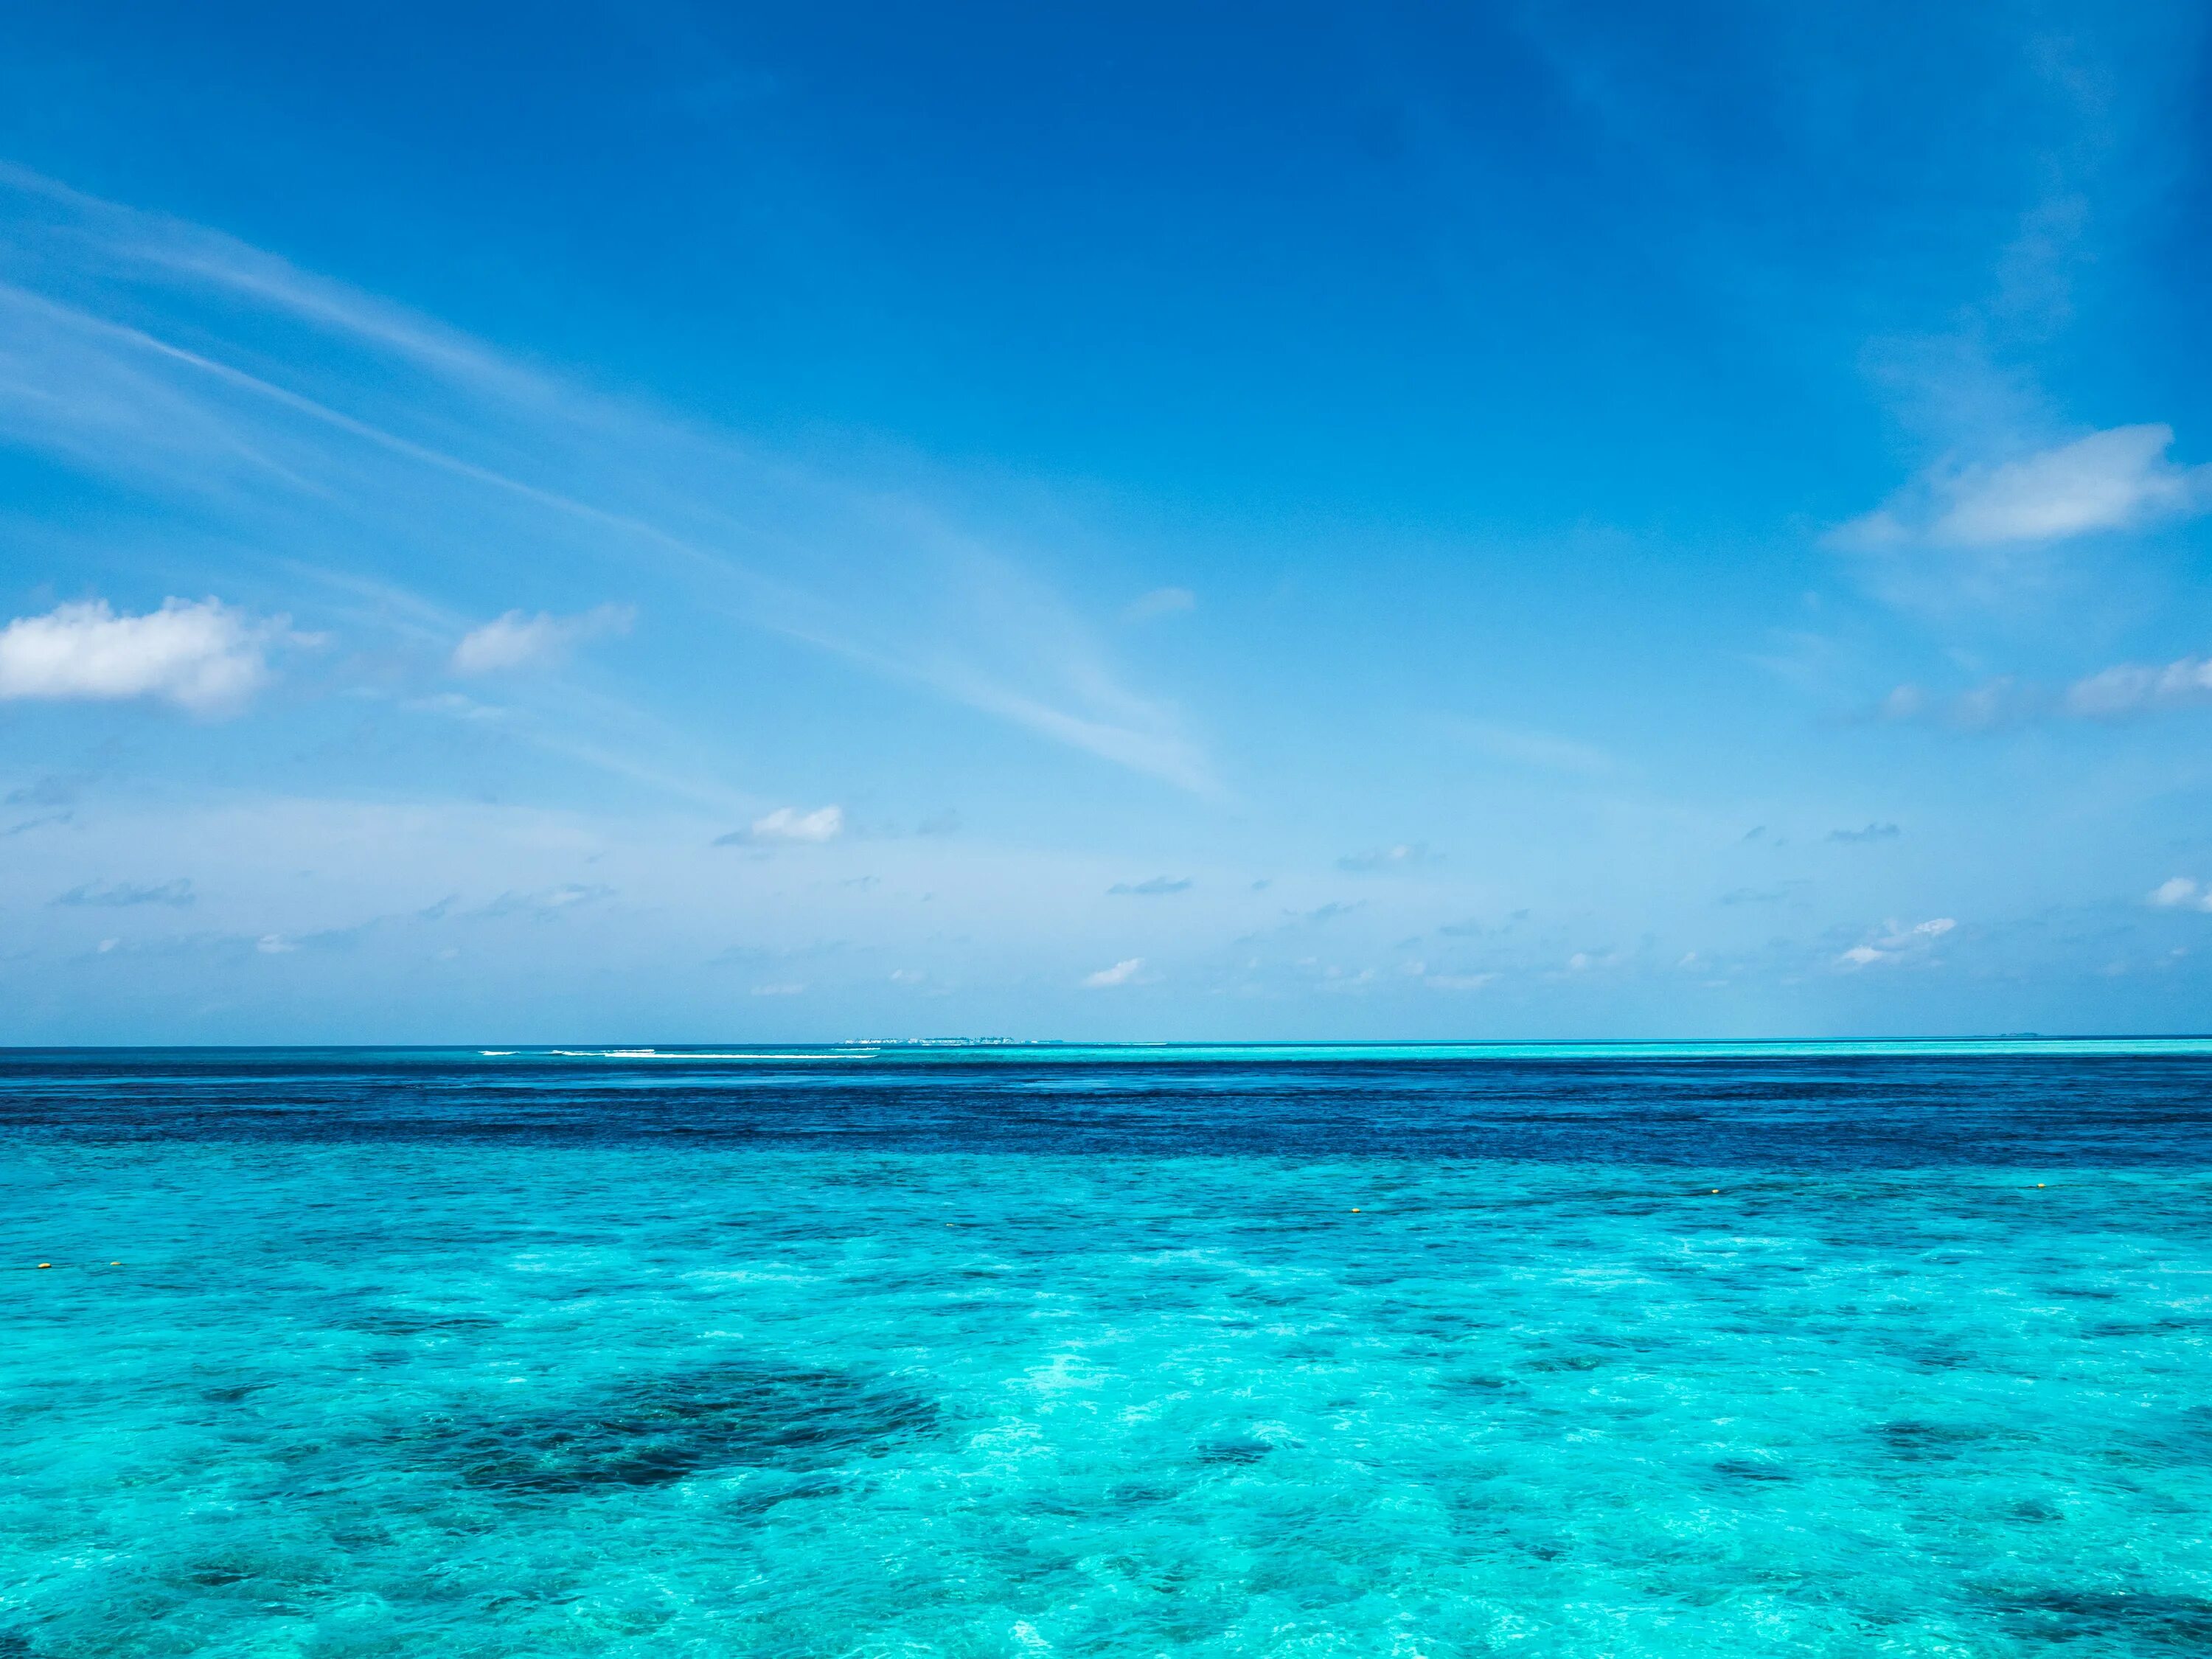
1711;1458;1793;1483
1195;1436;1275;1465
423;1361;938;1494
1875;1419;2006;1462
1986;1588;2212;1649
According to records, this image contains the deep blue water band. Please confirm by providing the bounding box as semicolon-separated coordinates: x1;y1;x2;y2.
6;1043;2211;1166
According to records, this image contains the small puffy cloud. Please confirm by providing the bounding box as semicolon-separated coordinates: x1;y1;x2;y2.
750;983;807;997
2149;877;2212;912
2066;655;2212;719
1837;916;1955;970
757;806;844;843
1123;587;1195;622
0;598;291;714
1107;876;1191;897
54;877;195;908
1337;843;1441;874
451;604;634;675
718;805;845;846
1082;957;1147;988
1833;425;2210;552
1829;822;1902;844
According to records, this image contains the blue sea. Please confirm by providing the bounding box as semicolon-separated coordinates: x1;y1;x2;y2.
5;1042;2211;1657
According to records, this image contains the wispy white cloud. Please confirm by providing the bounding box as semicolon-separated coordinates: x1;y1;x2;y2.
1837;916;1955;969
1081;956;1147;988
1824;38;2203;614
451;604;634;675
1107;875;1190;896
0;598;293;714
1834;425;2208;554
0;167;1213;793
718;805;844;846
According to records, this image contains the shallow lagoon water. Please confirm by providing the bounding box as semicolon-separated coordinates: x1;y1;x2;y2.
4;1044;2210;1656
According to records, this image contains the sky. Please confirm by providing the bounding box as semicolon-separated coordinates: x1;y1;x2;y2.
2;0;2212;1043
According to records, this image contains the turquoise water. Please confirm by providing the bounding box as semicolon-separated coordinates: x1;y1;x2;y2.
5;1046;2211;1655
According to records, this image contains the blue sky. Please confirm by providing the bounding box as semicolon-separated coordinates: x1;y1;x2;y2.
3;0;2211;1041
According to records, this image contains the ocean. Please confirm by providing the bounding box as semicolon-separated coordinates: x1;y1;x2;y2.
4;1043;2209;1656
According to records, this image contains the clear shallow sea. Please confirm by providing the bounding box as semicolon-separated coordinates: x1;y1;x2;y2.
4;1043;2210;1658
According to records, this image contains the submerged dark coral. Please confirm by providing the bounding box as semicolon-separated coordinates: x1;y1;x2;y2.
428;1362;937;1494
1986;1588;2212;1649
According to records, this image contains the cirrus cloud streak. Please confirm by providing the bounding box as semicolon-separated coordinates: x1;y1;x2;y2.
452;604;635;675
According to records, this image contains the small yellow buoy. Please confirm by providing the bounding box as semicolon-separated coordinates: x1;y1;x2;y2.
1350;1207;1360;1213
1710;1189;1720;1194
36;1262;50;1270
2037;1183;2045;1189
